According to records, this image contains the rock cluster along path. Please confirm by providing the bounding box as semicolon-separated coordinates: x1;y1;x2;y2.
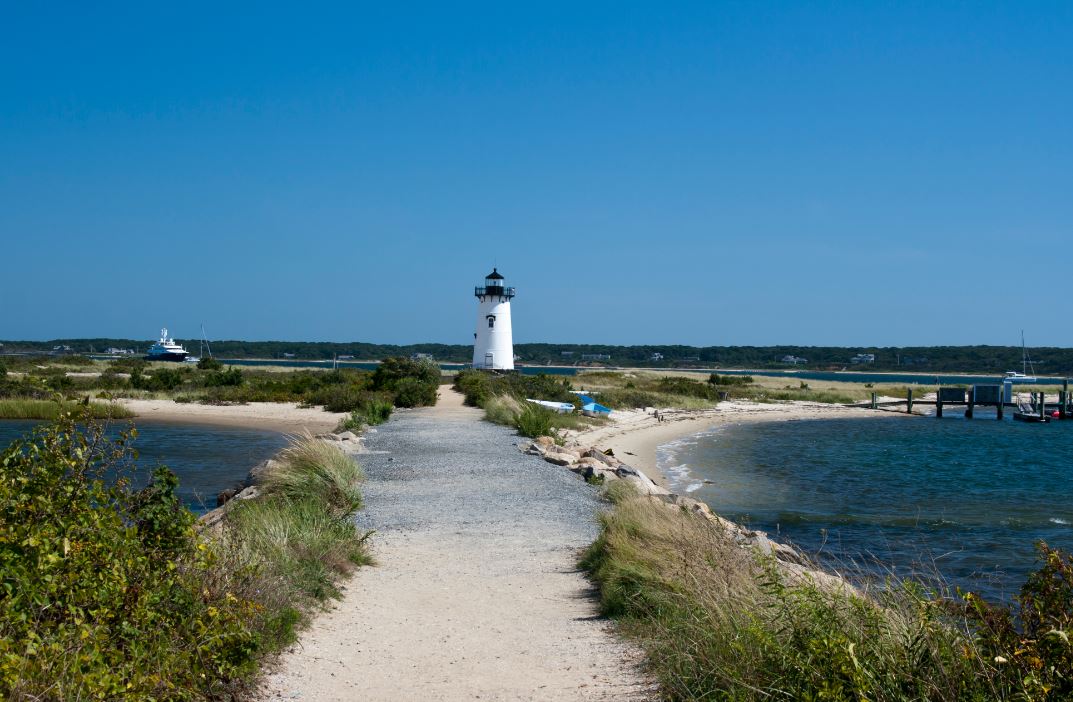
260;389;652;701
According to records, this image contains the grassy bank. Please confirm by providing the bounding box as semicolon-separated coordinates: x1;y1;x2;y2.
0;410;370;700
583;485;1073;701
0;398;133;419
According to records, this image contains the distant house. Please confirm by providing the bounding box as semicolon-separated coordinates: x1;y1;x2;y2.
411;353;434;361
105;347;135;356
650;352;664;362
781;355;808;365
560;351;575;357
282;353;296;359
49;345;74;356
850;353;876;364
581;354;611;361
338;354;355;360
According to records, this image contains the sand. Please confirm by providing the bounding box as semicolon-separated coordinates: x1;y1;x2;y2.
567;401;892;487
119;399;344;434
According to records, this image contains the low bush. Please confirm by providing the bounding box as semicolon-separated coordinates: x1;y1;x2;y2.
515;404;557;438
393;376;438;407
0;411;372;700
197;357;223;371
0;413;257;699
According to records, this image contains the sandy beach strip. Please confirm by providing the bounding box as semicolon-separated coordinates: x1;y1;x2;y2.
119;399;345;434
567;401;899;488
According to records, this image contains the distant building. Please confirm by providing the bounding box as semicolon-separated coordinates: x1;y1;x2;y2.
781;355;808;365
50;345;74;355
105;347;135;355
338;354;355;360
560;351;575;357
411;353;434;361
850;353;876;364
650;352;664;361
581;354;611;361
282;353;296;359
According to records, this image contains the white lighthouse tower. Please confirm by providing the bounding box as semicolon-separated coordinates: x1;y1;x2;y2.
472;268;515;370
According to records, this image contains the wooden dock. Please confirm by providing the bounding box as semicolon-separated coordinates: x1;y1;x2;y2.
851;379;1071;421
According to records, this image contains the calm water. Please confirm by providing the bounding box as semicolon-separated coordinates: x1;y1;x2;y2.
0;419;288;513
659;414;1073;599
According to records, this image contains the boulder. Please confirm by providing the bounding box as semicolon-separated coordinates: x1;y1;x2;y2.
544;453;576;467
318;432;342;442
582;448;619;468
534;436;557;451
216;488;238;507
336;431;360;442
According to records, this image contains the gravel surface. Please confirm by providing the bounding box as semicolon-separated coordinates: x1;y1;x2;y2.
260;391;652;701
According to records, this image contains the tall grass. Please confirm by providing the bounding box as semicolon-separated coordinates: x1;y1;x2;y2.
218;434;371;611
582;489;1020;701
0;398;133;419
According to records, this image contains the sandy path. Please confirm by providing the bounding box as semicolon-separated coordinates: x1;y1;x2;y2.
259;389;652;701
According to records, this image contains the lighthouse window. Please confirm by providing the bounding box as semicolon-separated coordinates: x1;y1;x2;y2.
487;315;495;329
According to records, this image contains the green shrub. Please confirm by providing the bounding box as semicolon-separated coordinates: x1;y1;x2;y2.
197;357;223;371
0;361;6;377
203;367;244;387
515;404;557;438
708;373;754;386
393;376;437;407
0;412;257;699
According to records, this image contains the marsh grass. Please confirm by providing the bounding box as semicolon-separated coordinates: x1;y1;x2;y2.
0;398;133;419
581;489;1021;701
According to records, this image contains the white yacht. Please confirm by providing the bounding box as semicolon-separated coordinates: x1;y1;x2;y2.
145;328;190;362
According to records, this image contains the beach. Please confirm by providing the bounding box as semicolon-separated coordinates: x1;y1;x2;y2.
567;400;891;487
119;399;345;434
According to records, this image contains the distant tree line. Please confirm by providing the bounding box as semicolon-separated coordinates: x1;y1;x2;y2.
3;339;1072;375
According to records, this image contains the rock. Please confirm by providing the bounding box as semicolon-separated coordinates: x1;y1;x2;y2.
582;449;619;468
216;488;238;507
318;433;343;442
544;453;576;467
246;458;282;486
336;431;360;442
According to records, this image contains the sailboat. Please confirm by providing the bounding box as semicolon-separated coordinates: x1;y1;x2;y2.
1004;331;1037;383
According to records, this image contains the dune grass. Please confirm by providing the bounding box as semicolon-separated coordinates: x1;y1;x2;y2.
0;398;133;420
217;433;371;621
581;486;1057;701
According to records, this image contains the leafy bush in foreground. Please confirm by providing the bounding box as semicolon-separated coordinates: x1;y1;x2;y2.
0;413;257;699
0;412;372;700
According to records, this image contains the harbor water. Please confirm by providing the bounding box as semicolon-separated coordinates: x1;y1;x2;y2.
0;419;288;514
659;413;1073;599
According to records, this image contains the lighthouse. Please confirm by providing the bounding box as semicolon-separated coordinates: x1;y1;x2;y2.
472;268;515;370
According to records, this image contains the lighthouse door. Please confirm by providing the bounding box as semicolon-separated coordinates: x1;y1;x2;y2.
484;352;494;368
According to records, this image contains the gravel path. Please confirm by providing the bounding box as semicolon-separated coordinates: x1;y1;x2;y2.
259;390;652;701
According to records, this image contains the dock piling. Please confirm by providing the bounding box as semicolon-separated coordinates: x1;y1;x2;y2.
907;388;914;414
871;392;878;410
966;386;975;419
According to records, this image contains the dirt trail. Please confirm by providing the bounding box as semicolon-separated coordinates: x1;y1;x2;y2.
259;389;652;701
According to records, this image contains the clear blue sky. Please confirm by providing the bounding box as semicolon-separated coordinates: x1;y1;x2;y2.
2;2;1070;346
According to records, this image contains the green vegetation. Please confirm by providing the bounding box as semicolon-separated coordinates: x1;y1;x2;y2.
0;355;439;415
583;487;1073;701
6;341;1073;374
0;410;370;699
454;369;598;437
0;398;133;419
